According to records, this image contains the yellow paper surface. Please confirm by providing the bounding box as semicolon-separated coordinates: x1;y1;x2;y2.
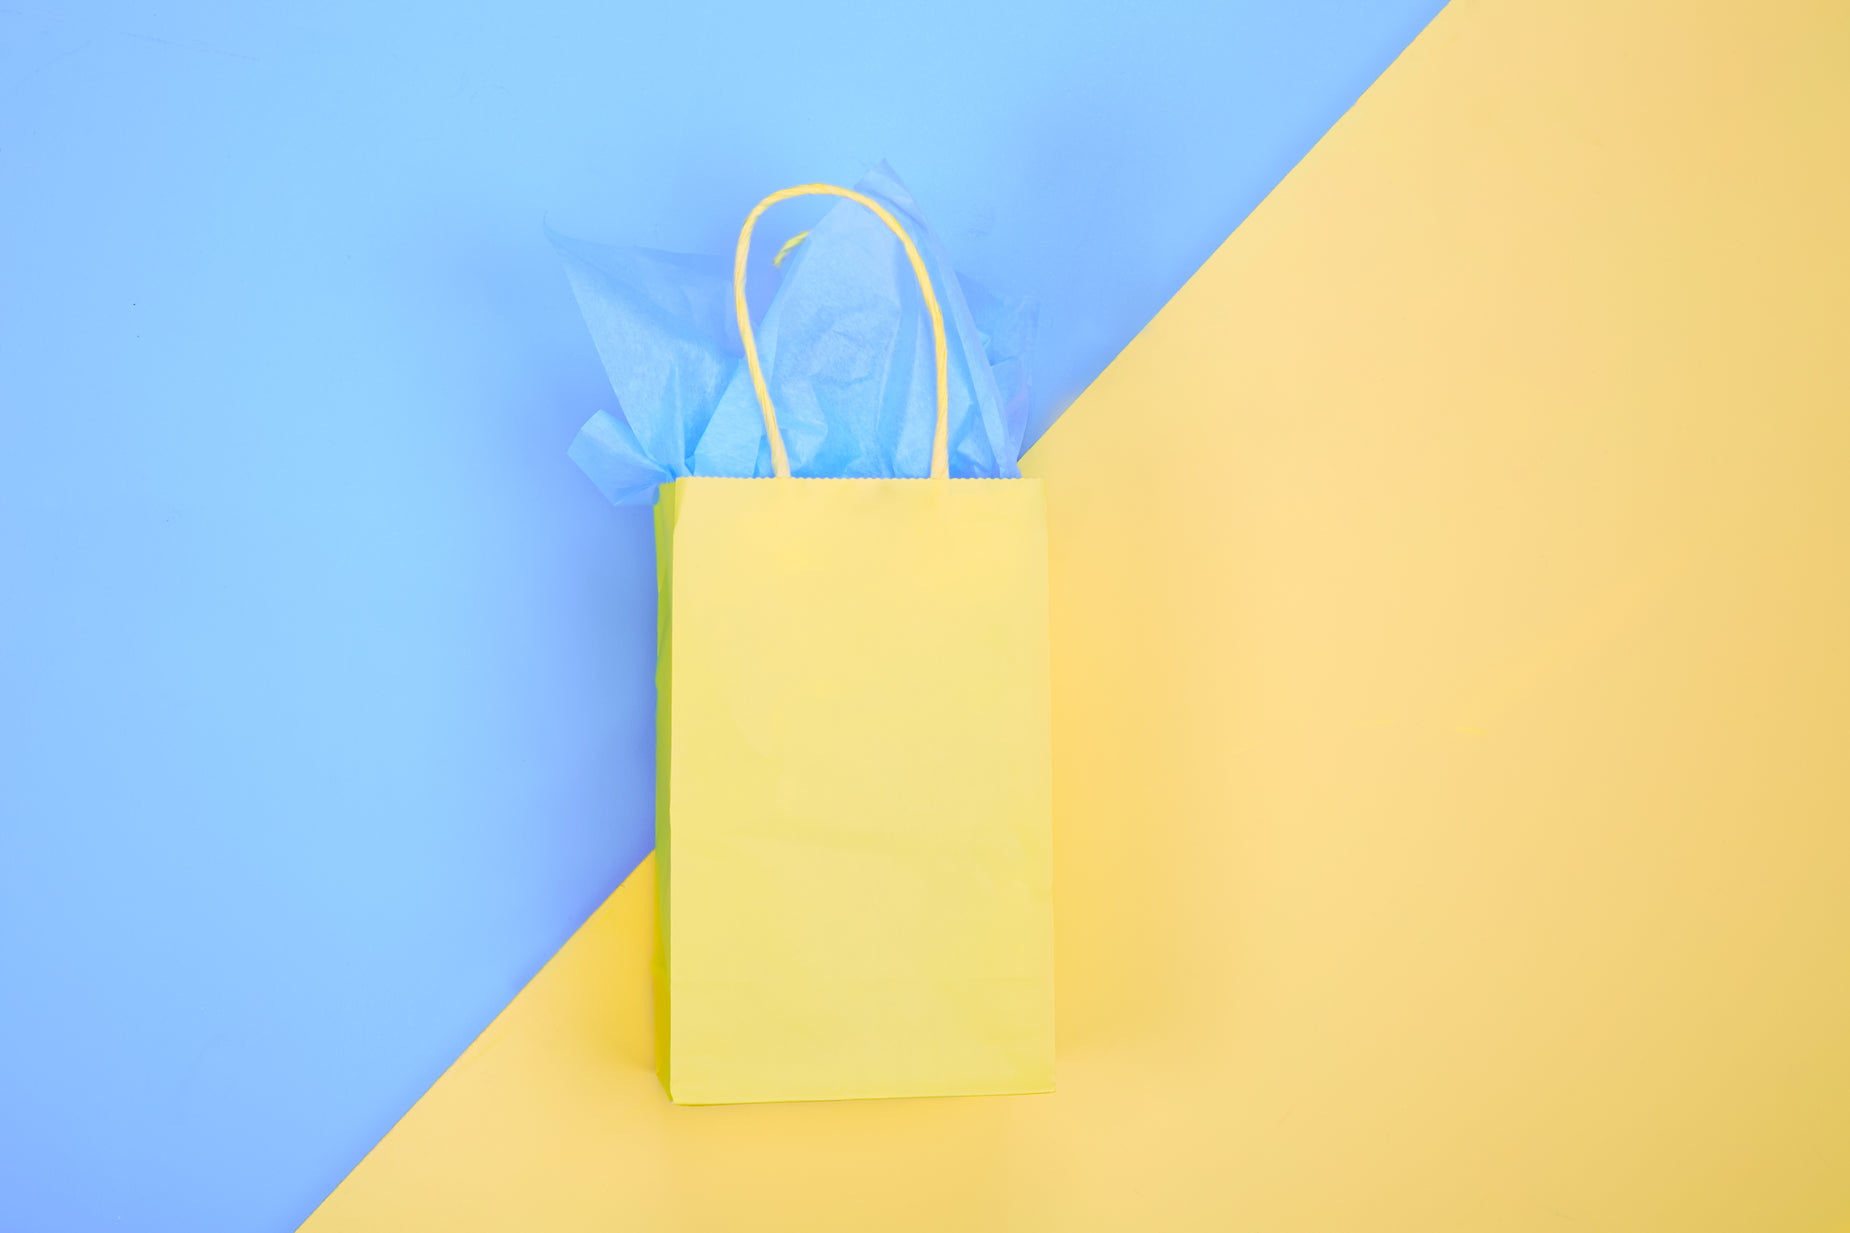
302;0;1850;1227
654;477;1053;1103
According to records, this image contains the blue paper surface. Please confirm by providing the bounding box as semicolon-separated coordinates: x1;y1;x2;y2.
559;165;1038;498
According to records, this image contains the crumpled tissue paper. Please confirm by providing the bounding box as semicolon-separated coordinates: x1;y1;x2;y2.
554;163;1036;504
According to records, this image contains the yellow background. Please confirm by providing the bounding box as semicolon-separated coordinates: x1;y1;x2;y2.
303;0;1850;1227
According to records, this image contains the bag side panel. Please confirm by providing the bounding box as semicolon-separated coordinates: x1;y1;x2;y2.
651;482;681;1098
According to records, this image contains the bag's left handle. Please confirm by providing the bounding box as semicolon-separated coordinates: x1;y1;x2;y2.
734;185;950;480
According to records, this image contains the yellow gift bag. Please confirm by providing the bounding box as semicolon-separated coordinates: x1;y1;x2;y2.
651;186;1054;1104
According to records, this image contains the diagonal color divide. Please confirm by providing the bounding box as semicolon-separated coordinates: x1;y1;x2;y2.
305;0;1850;1227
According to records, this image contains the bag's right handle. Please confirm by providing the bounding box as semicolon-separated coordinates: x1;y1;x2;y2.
733;185;950;480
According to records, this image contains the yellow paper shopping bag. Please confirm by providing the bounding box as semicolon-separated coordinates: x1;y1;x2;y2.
652;186;1054;1104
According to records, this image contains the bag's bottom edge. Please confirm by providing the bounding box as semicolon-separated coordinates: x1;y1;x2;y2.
664;1080;1056;1107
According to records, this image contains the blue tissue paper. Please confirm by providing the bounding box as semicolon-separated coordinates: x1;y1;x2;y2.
555;164;1036;503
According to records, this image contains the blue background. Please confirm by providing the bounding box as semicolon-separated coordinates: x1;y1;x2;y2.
0;1;1441;1228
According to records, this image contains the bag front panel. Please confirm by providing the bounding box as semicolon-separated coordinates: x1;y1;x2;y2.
661;477;1053;1103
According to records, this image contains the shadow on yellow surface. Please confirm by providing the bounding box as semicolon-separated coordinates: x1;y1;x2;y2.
303;0;1850;1227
